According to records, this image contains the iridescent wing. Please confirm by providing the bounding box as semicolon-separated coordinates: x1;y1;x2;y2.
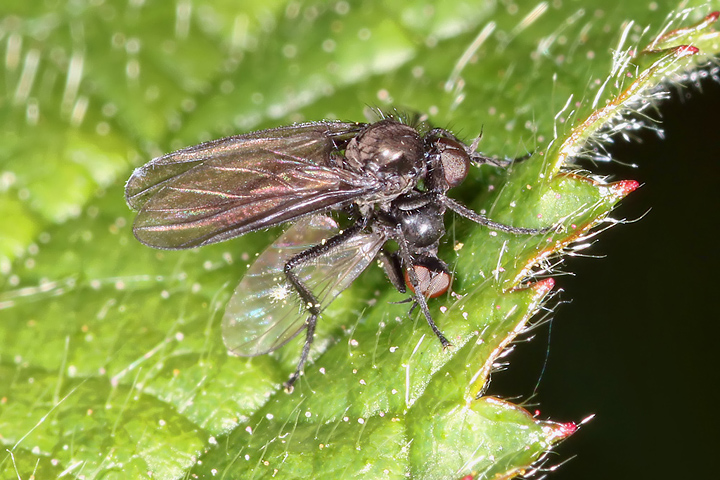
125;122;375;249
222;215;386;357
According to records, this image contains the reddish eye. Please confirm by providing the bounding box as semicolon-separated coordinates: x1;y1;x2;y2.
404;263;452;299
435;137;470;188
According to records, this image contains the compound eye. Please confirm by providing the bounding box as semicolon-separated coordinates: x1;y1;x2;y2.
404;262;452;299
436;137;470;188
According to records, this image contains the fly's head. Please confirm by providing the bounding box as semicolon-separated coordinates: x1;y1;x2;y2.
424;135;471;193
404;255;452;299
345;119;426;195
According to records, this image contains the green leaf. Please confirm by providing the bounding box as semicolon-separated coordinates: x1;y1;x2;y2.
1;1;718;478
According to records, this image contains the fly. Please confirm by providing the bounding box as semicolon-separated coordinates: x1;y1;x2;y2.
125;113;549;391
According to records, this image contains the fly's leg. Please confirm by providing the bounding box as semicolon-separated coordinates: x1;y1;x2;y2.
441;196;554;235
282;223;363;392
392;226;452;349
378;250;418;305
281;264;318;393
377;250;406;293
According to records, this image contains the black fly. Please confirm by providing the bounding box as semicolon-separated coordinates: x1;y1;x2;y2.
125;113;547;391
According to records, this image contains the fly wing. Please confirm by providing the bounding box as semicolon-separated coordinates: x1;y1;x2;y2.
222;215;386;357
125;122;373;249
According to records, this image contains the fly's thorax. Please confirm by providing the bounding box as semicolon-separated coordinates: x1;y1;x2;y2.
345;119;426;195
398;203;446;248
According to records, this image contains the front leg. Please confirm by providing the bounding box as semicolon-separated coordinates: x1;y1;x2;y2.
392;225;452;349
441;196;552;235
